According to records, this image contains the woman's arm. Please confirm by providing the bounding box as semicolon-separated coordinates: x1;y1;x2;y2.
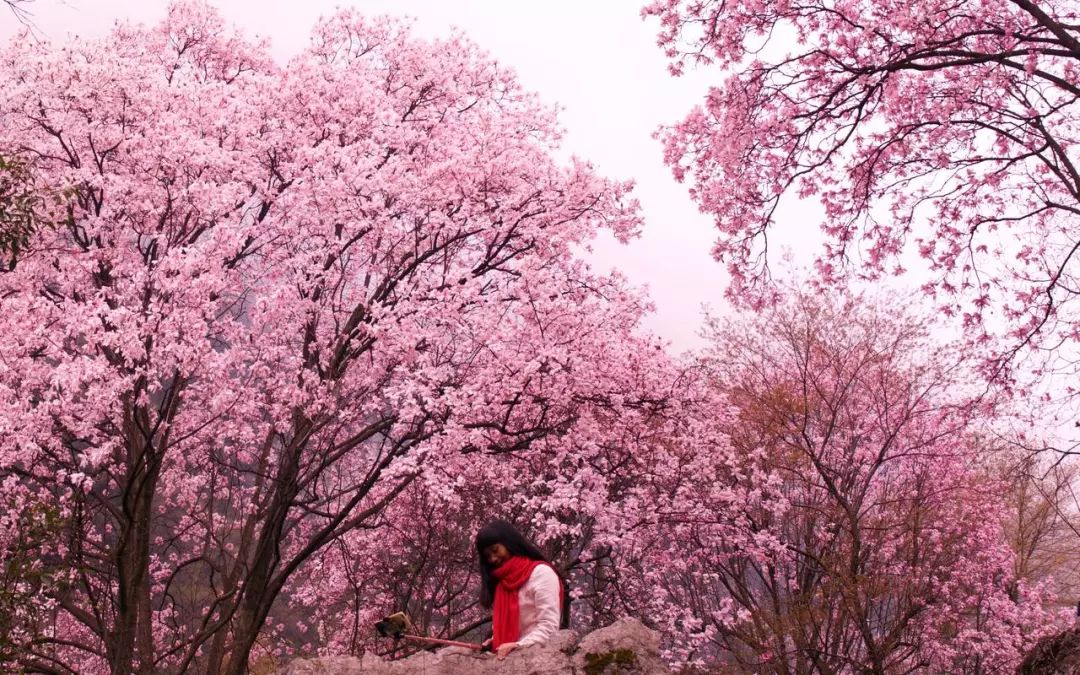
517;565;561;647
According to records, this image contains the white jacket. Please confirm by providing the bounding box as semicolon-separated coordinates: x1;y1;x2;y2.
516;564;562;646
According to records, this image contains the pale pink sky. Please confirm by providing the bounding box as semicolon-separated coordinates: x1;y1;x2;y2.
1;0;825;351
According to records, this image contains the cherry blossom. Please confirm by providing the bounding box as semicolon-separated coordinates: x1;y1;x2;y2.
0;3;675;672
645;0;1080;387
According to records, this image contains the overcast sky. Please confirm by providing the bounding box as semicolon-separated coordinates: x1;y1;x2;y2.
1;1;826;352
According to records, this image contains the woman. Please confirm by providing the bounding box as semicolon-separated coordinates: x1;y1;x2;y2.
475;520;569;660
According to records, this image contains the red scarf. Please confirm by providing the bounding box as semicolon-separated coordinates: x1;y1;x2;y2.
490;556;561;649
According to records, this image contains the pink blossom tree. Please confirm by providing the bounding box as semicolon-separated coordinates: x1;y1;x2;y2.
644;0;1080;384
0;3;688;672
280;345;773;663
262;291;1067;672
656;292;1060;671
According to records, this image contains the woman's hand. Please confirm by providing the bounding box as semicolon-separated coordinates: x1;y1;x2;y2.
495;641;519;660
481;638;492;651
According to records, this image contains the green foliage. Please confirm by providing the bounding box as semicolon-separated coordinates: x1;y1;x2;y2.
0;500;67;668
0;154;57;270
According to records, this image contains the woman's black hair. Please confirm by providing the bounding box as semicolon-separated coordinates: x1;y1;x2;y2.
475;519;571;629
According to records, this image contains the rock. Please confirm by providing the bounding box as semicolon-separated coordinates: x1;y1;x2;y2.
276;618;669;675
574;618;667;675
1017;626;1080;675
275;655;368;674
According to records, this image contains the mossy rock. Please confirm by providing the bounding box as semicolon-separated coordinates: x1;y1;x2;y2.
583;648;638;675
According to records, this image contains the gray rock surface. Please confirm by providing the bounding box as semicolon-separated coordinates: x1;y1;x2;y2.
277;618;669;674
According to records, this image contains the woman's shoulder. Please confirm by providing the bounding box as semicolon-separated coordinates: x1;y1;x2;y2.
529;562;559;584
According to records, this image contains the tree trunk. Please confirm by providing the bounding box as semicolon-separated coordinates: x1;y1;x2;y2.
221;420;307;675
109;405;162;674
